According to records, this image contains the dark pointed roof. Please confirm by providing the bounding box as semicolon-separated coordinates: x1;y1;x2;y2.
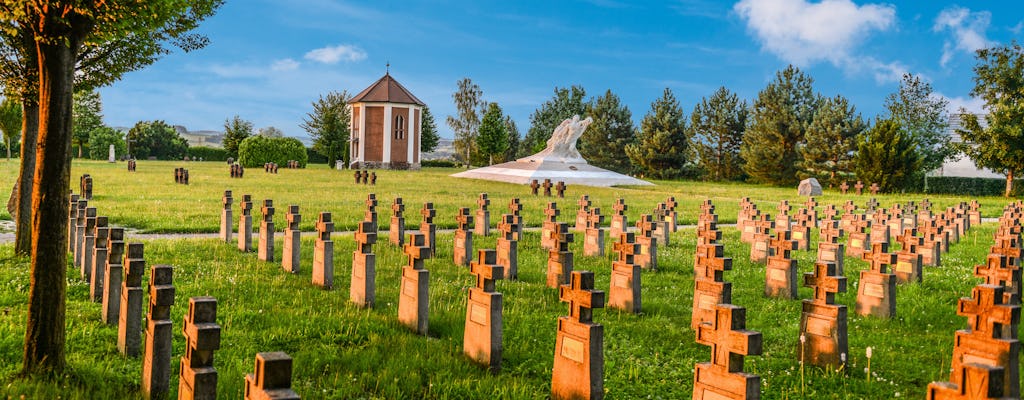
349;73;425;106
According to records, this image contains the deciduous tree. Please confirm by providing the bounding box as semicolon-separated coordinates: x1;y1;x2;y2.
884;73;953;176
626;88;690;179
446;78;483;167
740;65;818;185
690;87;746;181
222;115;252;159
0;96;20;160
799;95;865;187
127;120;188;160
476;102;508;165
854;118;920;192
580;89;634;173
521;85;586;156
71;89;103;158
87;126;124;160
956;43;1024;197
301;90;350;168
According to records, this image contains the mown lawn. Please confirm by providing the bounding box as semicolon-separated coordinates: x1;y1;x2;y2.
0;159;1017;398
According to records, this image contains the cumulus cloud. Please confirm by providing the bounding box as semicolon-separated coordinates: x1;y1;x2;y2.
942;94;986;114
271;58;300;72
933;6;993;67
304;44;368;64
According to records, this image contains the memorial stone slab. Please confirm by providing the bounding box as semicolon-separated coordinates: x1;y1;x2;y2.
351;220;377;308
282;205;301;274
547;222;575;288
179;297;221;400
390;197;406;247
464;249;504;372
454;207;474;267
243;352;300;400
258;199;276;262
856;242;897;318
312;212;334;289
693;304;762;400
496;214;519;280
551;271;604;400
475;193;490;236
142;264;174;400
238;195;253;252
399;232;431;335
799;262;848;370
608;233;641;314
118;242;145;357
102;228;126;325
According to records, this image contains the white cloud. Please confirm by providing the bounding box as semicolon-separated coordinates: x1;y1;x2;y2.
933;6;992;67
941;93;986;114
734;0;896;66
303;44;368;64
1011;21;1023;35
271;58;300;72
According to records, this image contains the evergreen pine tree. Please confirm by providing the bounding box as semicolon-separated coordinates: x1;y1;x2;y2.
521;85;587;156
625;88;690;179
799;95;865;187
854;118;920;192
501;116;520;163
740;65;818;185
477;102;509;165
580;89;635;173
222;115;253;159
690;86;747;181
420;106;440;154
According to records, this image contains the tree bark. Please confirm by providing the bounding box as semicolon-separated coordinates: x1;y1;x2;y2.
13;99;39;255
1006;169;1014;198
23;37;77;375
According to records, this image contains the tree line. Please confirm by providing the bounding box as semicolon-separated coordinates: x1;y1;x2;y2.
447;48;1024;198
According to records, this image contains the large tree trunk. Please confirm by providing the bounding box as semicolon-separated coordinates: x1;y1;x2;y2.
1006;169;1015;198
23;38;77;375
13;99;39;255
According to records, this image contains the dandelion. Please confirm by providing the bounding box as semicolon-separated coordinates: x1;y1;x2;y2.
865;347;873;383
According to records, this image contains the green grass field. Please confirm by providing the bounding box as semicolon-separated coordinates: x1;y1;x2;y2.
0;159;1018;399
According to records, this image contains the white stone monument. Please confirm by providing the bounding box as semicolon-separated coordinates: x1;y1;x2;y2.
108;144;116;163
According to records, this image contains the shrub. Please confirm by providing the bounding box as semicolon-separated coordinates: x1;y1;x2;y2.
88;126;125;160
187;146;228;161
923;176;1023;197
237;136;308;168
306;147;328;165
421;159;459;168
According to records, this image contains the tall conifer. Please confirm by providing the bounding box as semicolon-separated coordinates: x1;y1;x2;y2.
740;65;818;185
626;88;690;179
580;89;635;173
690;87;747;181
799;95;865;187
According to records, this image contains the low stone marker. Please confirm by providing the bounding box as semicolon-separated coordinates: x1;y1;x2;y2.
608;233;641;314
894;228;924;284
73;199;88;268
67;193;80;253
179;296;221;400
530;180;540;195
174;167;190;184
817;219;845;275
282;205;301;274
542;179;553;197
79;207;97;281
454;207;474;267
845;214;870;258
399;232;431;335
765;229;798;299
839;181;849;194
541;202;560;251
693;304;762;400
496;214;519;280
118;243;145;357
575;195;591;232
244;352;300;399
351;220;377;308
799;261;848;370
475;193;490;236
220;190;233;243
869;210;891;247
229;163;244;178
142;264;175;399
80;174;93;200
102;227;126;325
927;284;1020;399
127;159;137;171
583;208;605;257
869;182;880;195
692;243;732;330
634;214;657;270
312;212;334;289
555;181;567;198
651;203;671;246
973;253;1021;338
551;271;604;400
546;222;574;288
663;196;679;232
508;198;524;240
390;197;405;247
89;216;110;302
238;195;253;252
364;193;378;233
258;199;275;262
967;200;982;226
420;202;437;256
856;242;897;318
854;180;864;195
609;198;628;239
464;249;504;372
749;214;773;264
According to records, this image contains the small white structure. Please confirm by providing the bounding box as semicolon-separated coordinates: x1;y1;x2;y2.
108;144;116;163
348;72;425;170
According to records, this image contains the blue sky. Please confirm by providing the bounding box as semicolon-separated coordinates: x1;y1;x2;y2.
99;0;1023;139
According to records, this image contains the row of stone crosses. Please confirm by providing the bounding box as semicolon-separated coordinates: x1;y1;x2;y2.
66;183;300;399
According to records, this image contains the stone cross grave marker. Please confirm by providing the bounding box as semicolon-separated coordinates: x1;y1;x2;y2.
609;198;628;239
79;207;98;281
80;174;93;200
180;296;221;400
400;232;431;335
542;202;560;251
258;199;276;262
420;202;437;256
364;193;378;232
856;242;897;318
551;271;604;400
854;180;864;195
542;179;553;197
839;181;849;194
791;208;812;251
575;195;591;232
67;193;80;253
475;193;490;236
312;212;334;289
865;197;879;213
749;213;774;263
73;199;88;269
390;197;405;246
918;218;944;266
968;200;982;226
693;304;762;400
609;232;641;314
651;203;672;247
765;229;798;299
692;243;733;330
238;195;253;252
508;198;524;240
102;227;126;325
817;219;845;275
870;209;891;247
547;222;575;288
869;182;880;195
635;214;657;270
454;207;474;267
282;205;301;274
220;190;233;243
799;261;848;370
127;159;137;171
555;181;567;198
583;208;605;257
696;211;722;246
775;200;792;230
894;228;924;284
142;264;175;399
530;179;540;196
845;214;870;258
89;216;109;302
822;204;838;221
244;352;300;400
118;242;145;357
351;220;378;308
663;196;679;232
464;249;504;372
497;214;519;280
973;253;1021;337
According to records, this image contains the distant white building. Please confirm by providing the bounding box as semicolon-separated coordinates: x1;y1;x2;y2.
931;113;1003;179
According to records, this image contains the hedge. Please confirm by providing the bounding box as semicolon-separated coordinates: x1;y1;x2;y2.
421;159;459;168
922;176;1022;197
237;136;308;168
187;146;228;161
